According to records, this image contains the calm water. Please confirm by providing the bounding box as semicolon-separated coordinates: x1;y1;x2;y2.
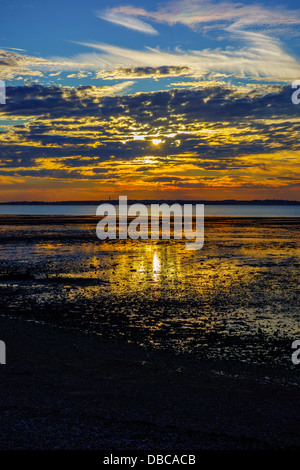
0;204;300;217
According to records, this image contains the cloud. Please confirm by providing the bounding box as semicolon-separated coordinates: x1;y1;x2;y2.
2;2;300;199
93;1;300;81
3;83;298;121
107;0;300;34
1;83;300;161
98;10;159;35
0;49;46;80
66;71;93;79
95;66;191;80
3;83;136;117
1;83;300;198
2;0;300;85
76;37;300;81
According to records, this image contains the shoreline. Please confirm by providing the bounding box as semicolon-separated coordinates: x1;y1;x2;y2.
1;215;300;223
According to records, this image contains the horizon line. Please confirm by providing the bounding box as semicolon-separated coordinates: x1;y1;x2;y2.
0;199;300;205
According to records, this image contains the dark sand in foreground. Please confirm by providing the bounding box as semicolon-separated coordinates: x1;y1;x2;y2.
0;316;299;450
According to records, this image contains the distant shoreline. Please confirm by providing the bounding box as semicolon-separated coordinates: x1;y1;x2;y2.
1;200;300;206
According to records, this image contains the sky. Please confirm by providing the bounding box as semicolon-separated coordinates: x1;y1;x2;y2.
0;0;300;201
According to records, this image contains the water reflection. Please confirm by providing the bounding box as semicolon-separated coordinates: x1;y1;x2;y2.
152;251;160;283
0;218;299;365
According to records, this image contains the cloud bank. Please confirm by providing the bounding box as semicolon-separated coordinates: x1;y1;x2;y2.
1;83;299;200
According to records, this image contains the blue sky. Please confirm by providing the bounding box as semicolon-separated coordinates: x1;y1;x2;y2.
2;0;300;91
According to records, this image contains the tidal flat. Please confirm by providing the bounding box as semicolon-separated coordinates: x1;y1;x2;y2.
0;216;299;449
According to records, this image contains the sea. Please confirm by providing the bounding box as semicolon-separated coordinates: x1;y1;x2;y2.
0;204;300;217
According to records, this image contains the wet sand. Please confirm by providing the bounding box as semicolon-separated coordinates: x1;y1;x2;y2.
0;216;299;449
0;315;299;450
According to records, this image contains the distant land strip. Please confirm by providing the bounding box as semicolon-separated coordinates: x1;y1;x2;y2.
0;200;300;206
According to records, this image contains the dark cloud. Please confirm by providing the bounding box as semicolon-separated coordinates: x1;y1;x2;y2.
0;168;119;180
97;66;191;79
0;83;299;185
3;84;297;121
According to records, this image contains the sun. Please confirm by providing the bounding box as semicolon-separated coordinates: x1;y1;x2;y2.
152;138;162;146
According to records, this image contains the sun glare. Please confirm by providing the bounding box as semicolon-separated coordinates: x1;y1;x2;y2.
152;139;162;146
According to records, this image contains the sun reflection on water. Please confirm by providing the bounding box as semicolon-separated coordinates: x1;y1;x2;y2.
152;251;161;283
0;219;299;365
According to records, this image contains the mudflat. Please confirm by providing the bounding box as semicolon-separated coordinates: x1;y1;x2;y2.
0;216;299;449
0;316;299;450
